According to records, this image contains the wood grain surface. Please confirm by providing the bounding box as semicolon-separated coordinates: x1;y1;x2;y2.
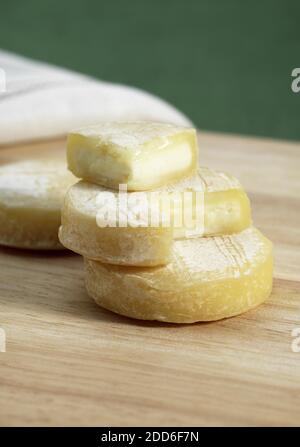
0;132;299;427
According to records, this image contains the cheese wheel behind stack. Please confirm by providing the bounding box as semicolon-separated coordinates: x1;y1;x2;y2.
0;159;76;250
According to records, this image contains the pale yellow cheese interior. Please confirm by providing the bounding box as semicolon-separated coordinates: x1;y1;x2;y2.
67;121;198;191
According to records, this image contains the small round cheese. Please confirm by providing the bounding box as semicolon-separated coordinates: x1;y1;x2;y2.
59;167;251;266
84;227;273;323
0;158;76;249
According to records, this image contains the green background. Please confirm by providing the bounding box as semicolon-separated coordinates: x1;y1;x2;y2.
1;0;299;140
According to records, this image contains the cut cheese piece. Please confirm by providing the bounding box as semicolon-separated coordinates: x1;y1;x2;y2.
59;167;251;266
67;121;198;191
0;159;76;249
164;166;251;238
84;227;273;323
200;167;251;237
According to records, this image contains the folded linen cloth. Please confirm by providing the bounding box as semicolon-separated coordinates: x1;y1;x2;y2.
0;50;192;146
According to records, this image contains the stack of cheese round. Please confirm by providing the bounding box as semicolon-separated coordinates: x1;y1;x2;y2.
59;121;273;323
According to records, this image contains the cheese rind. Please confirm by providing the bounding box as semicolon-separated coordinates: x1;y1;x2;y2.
84;228;273;323
0;159;76;249
67;121;198;190
59;167;251;266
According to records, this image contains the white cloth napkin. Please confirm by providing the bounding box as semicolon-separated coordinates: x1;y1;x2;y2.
0;50;192;146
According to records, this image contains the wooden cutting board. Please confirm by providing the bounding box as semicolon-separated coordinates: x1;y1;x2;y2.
0;131;299;427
